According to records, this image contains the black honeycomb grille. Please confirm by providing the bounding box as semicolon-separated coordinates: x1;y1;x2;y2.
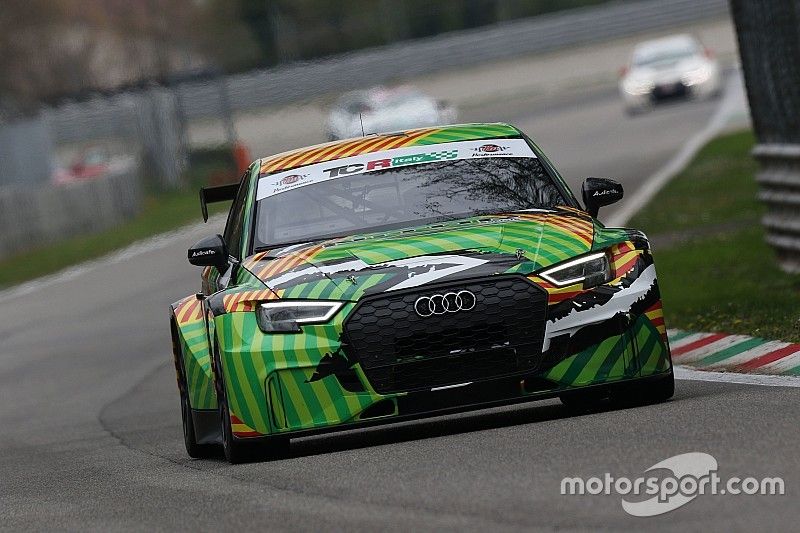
343;276;548;394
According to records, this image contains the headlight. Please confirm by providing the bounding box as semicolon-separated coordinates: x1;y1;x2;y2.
623;79;654;96
256;301;344;333
682;66;710;86
539;251;612;289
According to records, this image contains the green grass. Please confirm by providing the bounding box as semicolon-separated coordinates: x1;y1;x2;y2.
630;131;800;342
629;131;760;233
0;152;233;289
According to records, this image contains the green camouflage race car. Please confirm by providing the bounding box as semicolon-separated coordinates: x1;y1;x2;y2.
170;123;673;463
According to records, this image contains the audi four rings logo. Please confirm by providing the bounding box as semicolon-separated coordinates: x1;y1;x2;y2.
414;290;477;317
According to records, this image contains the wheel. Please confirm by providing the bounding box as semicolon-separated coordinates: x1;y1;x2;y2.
218;392;256;464
217;386;290;463
614;371;675;407
640;371;675;403
179;388;217;458
172;321;218;459
213;337;290;464
559;386;612;412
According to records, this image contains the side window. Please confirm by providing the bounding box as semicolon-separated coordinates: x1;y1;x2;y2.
223;173;250;260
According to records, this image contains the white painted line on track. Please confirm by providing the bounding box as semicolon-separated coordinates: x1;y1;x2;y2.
674;365;800;388
0;214;226;304
607;70;748;227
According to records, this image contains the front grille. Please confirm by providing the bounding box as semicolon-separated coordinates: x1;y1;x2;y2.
343;276;548;394
652;82;688;100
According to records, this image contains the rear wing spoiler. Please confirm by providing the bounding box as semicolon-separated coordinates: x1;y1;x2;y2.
200;183;239;222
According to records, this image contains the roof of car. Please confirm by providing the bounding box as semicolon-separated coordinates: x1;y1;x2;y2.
257;123;521;175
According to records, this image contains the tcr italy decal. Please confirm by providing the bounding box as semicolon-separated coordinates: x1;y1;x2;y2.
255;138;537;200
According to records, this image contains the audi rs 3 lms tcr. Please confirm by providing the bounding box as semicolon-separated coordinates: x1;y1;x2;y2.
170;123;673;463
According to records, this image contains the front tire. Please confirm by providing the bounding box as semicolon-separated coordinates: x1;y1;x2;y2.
219;392;257;464
559;386;612;412
612;371;675;407
180;390;217;458
213;337;290;464
560;372;674;411
172;320;218;459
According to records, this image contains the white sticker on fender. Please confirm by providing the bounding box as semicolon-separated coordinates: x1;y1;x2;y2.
541;264;659;352
256;138;537;200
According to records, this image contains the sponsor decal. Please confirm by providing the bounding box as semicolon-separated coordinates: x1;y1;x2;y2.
191;249;215;257
270;173;308;195
471;143;511;157
256;139;537;200
280;174;304;185
592;188;620;197
323;150;459;178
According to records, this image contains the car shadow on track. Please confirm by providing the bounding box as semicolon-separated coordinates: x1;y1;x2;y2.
101;360;718;465
187;396;684;465
268;394;681;462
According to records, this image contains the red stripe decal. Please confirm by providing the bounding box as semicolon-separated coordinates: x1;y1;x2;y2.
615;256;639;277
549;290;585;304
233;431;262;437
645;301;663;313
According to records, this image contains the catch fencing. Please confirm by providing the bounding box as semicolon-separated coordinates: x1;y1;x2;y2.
0;169;141;258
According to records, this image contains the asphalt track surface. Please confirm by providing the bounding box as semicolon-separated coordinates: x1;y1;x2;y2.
1;85;797;531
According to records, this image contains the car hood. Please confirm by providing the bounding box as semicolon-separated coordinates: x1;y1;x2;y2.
241;208;596;300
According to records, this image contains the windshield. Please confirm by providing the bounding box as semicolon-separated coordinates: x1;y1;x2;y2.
253;144;567;249
633;43;698;67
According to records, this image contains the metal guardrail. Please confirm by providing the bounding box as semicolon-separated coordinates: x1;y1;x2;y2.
731;0;800;274
753;144;800;273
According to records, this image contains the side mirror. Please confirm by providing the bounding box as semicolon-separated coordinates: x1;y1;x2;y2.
188;234;228;271
582;177;624;218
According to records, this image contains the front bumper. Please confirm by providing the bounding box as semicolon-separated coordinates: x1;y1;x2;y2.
213;370;674;443
622;73;721;108
215;247;671;439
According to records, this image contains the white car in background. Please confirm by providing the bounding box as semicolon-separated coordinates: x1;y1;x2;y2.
619;34;722;114
326;86;457;140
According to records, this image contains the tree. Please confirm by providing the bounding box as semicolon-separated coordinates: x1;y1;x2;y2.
0;0;258;109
